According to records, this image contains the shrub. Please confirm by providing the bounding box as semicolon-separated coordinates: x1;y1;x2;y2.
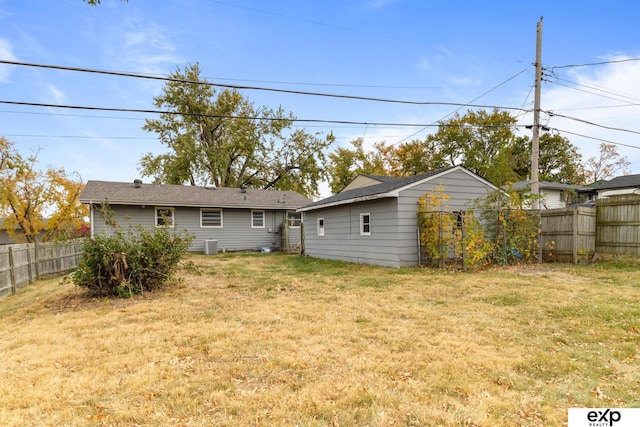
72;225;194;297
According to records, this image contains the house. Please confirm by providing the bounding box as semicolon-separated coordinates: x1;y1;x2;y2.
79;180;312;253
588;173;640;199
297;166;500;268
511;180;586;209
0;218;50;244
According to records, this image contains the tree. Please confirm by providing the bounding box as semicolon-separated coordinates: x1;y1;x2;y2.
0;137;88;243
425;109;523;187
512;132;584;184
326;139;388;194
140;63;334;198
83;0;127;5
581;143;631;184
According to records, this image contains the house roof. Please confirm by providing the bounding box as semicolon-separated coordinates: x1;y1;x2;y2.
511;180;585;192
298;165;499;212
589;173;640;190
79;180;312;210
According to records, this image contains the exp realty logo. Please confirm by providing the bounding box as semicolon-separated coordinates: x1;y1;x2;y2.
568;408;640;427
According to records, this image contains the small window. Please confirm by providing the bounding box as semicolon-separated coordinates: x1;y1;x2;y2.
317;218;325;236
252;210;265;228
156;207;174;228
201;208;223;228
287;211;302;228
360;213;370;236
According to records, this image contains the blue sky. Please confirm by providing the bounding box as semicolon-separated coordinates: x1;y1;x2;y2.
2;0;640;197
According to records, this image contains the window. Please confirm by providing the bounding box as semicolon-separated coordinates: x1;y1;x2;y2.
201;208;223;228
155;207;174;228
287;211;302;228
252;210;265;228
360;213;371;236
317;218;325;236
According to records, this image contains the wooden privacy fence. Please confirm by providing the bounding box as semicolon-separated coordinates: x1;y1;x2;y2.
540;206;596;263
0;239;85;299
596;194;640;255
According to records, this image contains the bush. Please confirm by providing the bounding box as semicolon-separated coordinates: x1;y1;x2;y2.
72;225;194;297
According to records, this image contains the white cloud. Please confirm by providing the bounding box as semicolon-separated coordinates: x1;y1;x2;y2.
0;38;17;83
366;0;403;10
104;20;183;75
531;56;640;172
48;85;66;103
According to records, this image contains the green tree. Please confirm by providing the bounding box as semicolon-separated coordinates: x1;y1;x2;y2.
325;138;387;194
425;109;522;186
140;63;334;198
0;137;87;243
512;133;584;184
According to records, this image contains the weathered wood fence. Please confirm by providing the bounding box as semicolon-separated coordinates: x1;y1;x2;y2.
540;206;597;263
0;239;85;298
595;194;640;255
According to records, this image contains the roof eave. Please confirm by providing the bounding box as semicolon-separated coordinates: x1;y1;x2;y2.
298;192;397;212
80;199;302;210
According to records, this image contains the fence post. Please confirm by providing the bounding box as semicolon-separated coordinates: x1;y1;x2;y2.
26;243;34;283
572;207;579;264
537;209;543;264
34;241;41;280
8;246;16;295
461;215;467;272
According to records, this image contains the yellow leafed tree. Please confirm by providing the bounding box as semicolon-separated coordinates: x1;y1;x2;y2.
0;137;88;243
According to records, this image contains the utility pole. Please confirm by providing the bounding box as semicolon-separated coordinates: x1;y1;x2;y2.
531;16;543;210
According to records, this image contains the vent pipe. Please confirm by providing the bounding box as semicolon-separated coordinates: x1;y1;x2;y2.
134;179;142;188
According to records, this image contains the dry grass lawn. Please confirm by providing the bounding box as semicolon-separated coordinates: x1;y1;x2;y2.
0;253;639;426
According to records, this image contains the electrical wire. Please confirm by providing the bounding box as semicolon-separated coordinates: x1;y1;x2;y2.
391;68;530;145
550;57;640;70
1;99;536;130
550;76;640;104
547;80;640;106
550;128;640;150
548;111;640;137
0;60;527;111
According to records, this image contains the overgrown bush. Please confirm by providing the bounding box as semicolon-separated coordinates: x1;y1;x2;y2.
72;225;194;297
417;187;493;269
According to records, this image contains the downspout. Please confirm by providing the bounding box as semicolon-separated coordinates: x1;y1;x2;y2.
90;200;94;238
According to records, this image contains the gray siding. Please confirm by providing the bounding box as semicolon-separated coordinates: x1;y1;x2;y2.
303;198;401;267
90;205;301;253
396;168;495;265
303;168;496;267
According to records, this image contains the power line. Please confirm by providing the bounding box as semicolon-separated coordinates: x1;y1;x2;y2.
0;99;451;127
4;134;157;140
550;57;640;70
392;68;530;145
550;76;640;104
1;99;535;130
0;59;527;111
547;111;640;137
546;80;640;106
551;127;640;150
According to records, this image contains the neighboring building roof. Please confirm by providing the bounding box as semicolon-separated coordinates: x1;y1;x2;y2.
511;180;585;192
299;165;499;212
79;180;312;210
589;173;640;190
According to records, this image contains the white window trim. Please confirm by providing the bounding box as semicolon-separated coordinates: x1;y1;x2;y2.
200;208;223;228
317;218;325;236
155;207;175;228
360;213;371;236
287;211;302;228
251;209;265;228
